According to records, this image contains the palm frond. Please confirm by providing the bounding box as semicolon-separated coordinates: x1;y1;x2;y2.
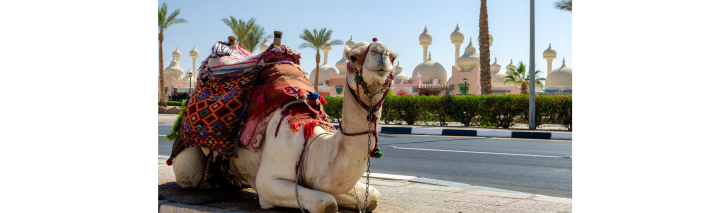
554;0;572;12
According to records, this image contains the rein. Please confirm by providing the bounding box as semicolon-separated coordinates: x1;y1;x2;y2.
338;38;393;213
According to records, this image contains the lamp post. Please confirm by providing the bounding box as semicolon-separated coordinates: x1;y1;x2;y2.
529;0;537;130
463;78;468;95
187;71;193;101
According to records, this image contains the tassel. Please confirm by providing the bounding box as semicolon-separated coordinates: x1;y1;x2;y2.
303;120;317;141
372;37;378;42
318;96;327;105
308;91;319;101
166;157;173;166
371;147;383;158
257;93;266;104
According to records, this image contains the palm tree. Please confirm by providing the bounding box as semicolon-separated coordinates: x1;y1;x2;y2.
243;26;272;52
479;0;492;94
158;3;187;107
504;61;546;94
554;0;572;12
298;28;343;91
221;16;257;49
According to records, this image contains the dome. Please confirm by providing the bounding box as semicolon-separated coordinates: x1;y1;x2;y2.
394;61;403;75
411;53;447;84
506;59;517;74
490;57;501;73
489;33;493;46
259;41;270;52
543;43;557;58
419;26;433;44
164;59;183;78
491;58;510;85
172;47;182;59
321;41;332;51
309;64;338;85
395;73;410;84
450;24;464;43
478;33;494;46
546;58;572;86
345;35;357;48
189;46;199;57
186;67;194;76
456;38;480;71
335;57;348;74
448;75;452;84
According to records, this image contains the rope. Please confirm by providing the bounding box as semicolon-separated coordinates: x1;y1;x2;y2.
295;132;333;213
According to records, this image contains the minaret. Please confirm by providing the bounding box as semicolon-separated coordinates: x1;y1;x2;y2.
543;43;557;74
450;24;465;69
189;46;199;79
321;41;332;65
419;26;433;62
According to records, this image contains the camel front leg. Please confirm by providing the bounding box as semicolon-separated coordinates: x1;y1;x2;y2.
256;177;338;213
334;181;381;212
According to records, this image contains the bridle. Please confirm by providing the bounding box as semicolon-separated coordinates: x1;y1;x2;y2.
339;38;394;213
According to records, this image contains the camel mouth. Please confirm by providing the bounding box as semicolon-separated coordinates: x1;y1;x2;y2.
367;69;390;77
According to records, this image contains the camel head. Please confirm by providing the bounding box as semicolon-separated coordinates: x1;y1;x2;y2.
345;40;396;95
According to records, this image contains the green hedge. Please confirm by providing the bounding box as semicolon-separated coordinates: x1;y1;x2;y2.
159;101;184;106
322;94;571;130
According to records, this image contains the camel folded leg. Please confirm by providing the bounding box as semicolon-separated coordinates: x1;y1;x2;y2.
172;146;206;189
334;181;380;212
256;177;338;213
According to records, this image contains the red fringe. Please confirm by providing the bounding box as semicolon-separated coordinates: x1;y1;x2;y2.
166;157;173;166
303;120;317;141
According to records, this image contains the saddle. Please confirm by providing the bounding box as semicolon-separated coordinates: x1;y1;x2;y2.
167;41;334;188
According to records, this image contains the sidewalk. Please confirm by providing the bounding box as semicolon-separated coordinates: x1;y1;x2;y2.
158;159;572;213
159;114;572;140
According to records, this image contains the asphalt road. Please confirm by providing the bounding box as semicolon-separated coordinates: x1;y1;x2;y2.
158;125;572;198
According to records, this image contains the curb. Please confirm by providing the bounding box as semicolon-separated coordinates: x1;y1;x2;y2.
333;125;572;140
362;172;571;203
363;172;531;195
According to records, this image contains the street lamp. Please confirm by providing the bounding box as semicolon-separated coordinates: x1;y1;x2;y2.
529;0;537;130
463;78;468;95
187;71;193;101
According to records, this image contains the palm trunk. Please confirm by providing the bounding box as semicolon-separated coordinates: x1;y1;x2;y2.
314;52;320;91
479;0;492;95
521;82;528;94
159;32;167;107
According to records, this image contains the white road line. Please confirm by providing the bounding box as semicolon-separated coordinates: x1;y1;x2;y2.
390;146;564;158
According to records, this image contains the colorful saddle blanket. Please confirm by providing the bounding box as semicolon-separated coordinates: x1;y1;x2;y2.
176;41;332;158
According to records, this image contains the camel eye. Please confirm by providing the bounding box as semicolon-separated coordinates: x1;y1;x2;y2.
350;56;357;62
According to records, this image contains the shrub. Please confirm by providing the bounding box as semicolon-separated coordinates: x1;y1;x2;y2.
159;101;184;106
323;96;343;122
320;94;572;130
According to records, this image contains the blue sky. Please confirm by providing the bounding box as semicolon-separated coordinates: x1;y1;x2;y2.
158;0;571;80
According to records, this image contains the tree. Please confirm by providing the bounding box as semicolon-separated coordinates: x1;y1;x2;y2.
504;61;546;94
479;0;492;95
554;0;572;12
221;16;256;49
298;28;343;91
243;26;272;52
158;3;187;107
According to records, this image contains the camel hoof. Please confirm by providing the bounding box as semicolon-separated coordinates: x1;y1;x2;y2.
321;203;338;213
366;200;378;212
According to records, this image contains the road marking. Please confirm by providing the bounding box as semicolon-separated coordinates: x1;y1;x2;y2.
378;133;571;142
389;146;566;158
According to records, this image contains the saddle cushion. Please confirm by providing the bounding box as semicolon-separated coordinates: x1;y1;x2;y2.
178;43;319;157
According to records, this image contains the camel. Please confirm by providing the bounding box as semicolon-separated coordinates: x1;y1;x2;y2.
171;37;396;213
